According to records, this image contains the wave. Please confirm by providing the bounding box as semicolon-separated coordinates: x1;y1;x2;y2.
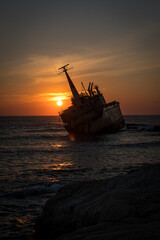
33;167;92;175
25;127;66;133
3;167;91;199
113;140;160;148
0;132;68;141
4;183;63;199
0;144;72;154
126;123;160;131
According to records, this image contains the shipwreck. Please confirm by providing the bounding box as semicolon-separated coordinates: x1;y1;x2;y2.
58;64;125;135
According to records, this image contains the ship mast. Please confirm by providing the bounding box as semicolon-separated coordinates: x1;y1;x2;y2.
58;64;81;106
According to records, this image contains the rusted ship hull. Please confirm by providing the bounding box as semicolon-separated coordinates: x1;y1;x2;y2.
60;101;125;135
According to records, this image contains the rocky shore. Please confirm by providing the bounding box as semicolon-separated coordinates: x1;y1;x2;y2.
35;164;160;240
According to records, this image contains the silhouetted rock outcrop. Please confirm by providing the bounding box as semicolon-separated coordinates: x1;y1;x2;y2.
153;125;160;131
35;164;160;240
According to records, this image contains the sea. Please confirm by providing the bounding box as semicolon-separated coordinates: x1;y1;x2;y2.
0;115;160;240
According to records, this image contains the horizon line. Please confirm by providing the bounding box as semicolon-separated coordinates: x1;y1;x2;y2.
0;114;160;117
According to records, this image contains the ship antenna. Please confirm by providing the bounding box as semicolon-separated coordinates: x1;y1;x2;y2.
58;64;81;106
81;82;87;95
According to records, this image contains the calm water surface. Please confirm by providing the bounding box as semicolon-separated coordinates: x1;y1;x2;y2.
0;115;160;239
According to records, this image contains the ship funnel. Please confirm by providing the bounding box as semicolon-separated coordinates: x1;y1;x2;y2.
58;64;81;106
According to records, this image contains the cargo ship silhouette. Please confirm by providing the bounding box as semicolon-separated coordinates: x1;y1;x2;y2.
58;64;125;134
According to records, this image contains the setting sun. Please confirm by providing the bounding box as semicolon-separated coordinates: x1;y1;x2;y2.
57;100;62;106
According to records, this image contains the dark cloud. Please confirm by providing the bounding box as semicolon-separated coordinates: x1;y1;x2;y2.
1;0;159;64
0;0;160;114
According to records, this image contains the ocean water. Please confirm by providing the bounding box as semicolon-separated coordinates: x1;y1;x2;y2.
0;115;160;239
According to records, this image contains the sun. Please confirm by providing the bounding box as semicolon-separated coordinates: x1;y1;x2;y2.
57;100;62;106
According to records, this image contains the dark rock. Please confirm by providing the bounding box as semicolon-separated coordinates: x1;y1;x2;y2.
153;125;160;131
35;164;160;240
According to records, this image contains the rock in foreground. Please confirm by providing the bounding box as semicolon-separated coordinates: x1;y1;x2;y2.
35;164;160;240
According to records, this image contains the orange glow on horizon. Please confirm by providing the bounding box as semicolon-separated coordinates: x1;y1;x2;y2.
0;93;72;116
0;87;160;116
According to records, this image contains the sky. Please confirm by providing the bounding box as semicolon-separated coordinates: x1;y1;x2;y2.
0;0;160;115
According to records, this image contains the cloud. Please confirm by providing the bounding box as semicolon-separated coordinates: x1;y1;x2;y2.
35;92;72;102
1;27;160;94
1;92;71;103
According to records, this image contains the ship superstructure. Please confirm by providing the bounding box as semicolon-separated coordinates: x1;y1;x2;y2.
58;64;125;134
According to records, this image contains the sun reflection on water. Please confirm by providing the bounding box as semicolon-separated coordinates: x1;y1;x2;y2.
49;177;59;182
50;140;66;150
51;161;73;170
43;161;73;183
55;143;63;148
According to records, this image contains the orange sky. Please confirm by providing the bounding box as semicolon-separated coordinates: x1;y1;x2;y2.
0;1;160;116
0;52;160;116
